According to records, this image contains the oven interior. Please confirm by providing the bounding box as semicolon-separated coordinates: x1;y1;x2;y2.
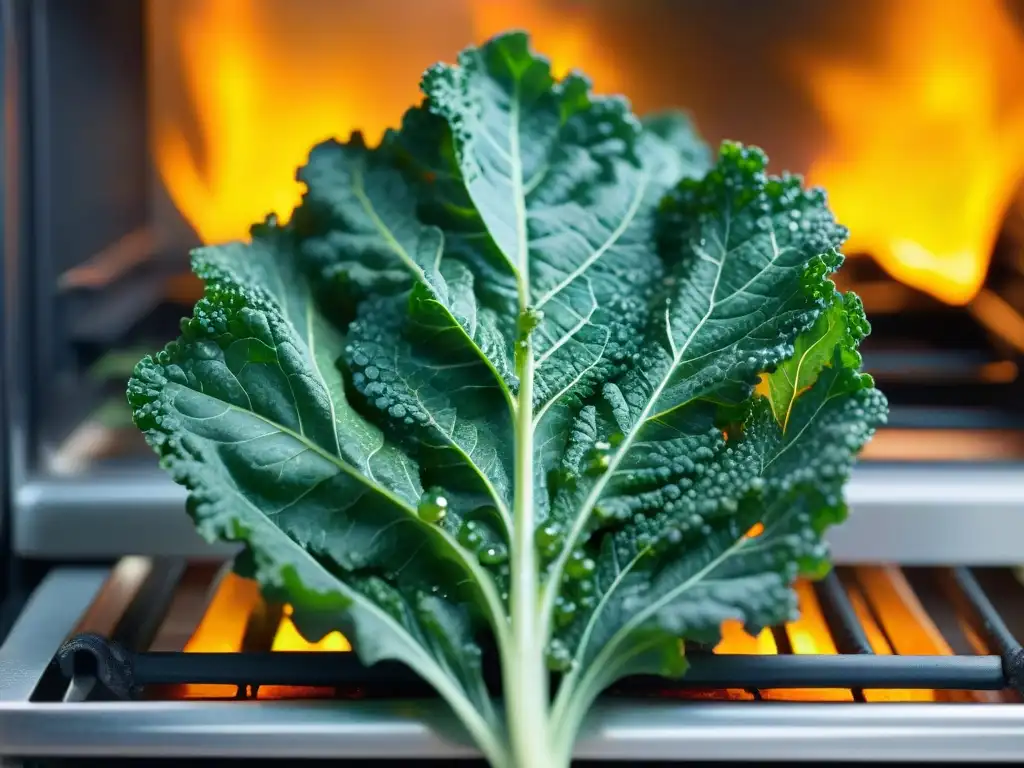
4;0;1024;603
2;6;1024;762
20;0;1024;485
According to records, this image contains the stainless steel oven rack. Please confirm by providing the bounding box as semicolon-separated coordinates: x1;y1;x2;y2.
53;568;1024;703
4;564;1024;762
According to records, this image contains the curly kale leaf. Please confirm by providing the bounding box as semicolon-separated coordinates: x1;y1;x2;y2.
129;30;885;768
128;222;508;764
542;147;886;762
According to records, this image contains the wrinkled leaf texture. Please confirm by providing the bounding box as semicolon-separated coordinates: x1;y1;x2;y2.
129;30;886;767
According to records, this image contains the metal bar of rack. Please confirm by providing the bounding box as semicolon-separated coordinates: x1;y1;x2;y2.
52;568;1024;701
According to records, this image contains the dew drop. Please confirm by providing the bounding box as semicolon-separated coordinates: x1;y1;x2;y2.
479;544;509;566
458;520;484;549
546;639;573;672
555;599;578;627
417;487;448;523
584;442;612;476
535;523;562;557
566;551;596;579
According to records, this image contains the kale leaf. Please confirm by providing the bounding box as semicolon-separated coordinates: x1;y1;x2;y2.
129;31;886;768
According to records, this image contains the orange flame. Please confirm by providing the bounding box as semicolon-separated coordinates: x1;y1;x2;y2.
147;0;468;244
797;0;1024;305
271;604;350;652
179;572;260;697
469;0;624;92
148;0;633;246
152;0;1024;308
170;568;994;702
178;573;350;699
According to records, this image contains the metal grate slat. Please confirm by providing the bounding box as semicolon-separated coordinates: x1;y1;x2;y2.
945;567;1024;695
813;570;874;655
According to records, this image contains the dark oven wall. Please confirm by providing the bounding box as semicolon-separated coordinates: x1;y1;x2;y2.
26;0;149;463
1;0;18;608
2;0;223;564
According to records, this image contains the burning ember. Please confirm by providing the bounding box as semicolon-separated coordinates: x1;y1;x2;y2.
796;0;1024;305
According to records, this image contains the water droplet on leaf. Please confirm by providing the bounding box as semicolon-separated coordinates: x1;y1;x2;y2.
555;598;578;627
584;441;612;476
566;550;596;579
417;488;448;523
457;520;484;549
535;523;562;557
546;639;573;671
479;544;508;566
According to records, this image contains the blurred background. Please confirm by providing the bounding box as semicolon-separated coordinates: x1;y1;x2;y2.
4;0;1024;568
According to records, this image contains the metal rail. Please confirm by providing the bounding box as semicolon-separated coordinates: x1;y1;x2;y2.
2;563;1024;761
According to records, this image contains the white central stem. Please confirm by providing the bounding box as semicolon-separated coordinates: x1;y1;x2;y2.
505;334;551;767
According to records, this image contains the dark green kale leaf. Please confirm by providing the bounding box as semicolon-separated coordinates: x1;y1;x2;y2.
128;31;886;768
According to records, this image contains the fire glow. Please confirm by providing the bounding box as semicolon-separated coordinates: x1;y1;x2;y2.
149;0;1024;310
147;0;466;245
174;569;991;702
147;0;628;246
797;0;1024;305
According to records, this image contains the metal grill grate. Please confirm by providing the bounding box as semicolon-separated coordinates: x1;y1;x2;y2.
4;561;1024;761
54;566;1024;703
